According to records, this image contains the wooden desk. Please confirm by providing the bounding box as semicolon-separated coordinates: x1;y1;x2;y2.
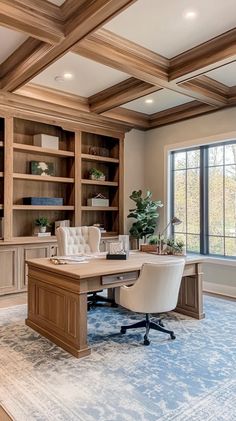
26;253;205;358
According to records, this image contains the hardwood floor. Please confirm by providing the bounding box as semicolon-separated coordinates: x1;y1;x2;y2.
0;292;27;309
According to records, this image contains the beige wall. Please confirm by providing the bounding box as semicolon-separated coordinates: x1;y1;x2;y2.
124;129;145;234
126;107;236;296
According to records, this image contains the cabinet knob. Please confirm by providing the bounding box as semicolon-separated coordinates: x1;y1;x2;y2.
117;276;124;280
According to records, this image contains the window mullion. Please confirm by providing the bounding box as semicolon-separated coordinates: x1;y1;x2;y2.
200;147;208;254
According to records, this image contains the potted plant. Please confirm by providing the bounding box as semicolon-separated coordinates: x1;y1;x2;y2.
89;168;105;181
165;239;185;255
35;217;51;233
127;190;163;250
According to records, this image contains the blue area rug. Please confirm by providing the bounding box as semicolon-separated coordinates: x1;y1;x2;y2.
0;296;235;421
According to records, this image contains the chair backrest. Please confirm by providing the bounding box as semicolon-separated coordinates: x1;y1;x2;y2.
124;259;185;314
56;226;101;255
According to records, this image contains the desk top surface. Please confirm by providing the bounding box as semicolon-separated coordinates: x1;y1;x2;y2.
27;252;205;280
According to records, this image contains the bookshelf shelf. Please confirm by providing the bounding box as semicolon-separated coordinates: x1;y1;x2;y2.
13;205;75;210
13;173;74;183
81;153;119;164
81;206;118;211
81;179;118;187
13;143;75;158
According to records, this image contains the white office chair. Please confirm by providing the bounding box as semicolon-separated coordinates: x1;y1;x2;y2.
56;226;114;308
115;259;185;345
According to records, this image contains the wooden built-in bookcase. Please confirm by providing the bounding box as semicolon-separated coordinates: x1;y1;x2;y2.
0;114;124;295
80;132;122;237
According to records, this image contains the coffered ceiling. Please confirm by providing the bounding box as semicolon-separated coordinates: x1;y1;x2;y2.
0;0;235;131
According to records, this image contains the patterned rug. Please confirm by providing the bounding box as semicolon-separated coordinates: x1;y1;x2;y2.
0;296;235;421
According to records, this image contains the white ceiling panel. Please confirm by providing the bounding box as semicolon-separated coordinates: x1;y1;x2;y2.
46;0;65;5
105;0;236;58
0;27;27;64
31;52;129;97
122;89;193;115
206;62;236;87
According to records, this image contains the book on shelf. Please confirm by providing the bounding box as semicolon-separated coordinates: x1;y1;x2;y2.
35;232;52;237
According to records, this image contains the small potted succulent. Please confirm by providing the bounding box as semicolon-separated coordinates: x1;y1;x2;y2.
35;217;51;233
89;168;105;181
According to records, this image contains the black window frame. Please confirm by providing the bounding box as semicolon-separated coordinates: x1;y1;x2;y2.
170;140;236;258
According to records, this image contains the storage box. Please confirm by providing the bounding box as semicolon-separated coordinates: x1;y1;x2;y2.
33;134;59;150
23;197;63;205
87;198;109;207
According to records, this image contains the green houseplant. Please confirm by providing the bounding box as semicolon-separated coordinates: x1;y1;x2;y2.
165;239;185;255
128;190;163;248
35;217;51;233
89;168;105;181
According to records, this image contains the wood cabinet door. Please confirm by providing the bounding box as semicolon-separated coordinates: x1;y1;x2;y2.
21;245;51;290
0;247;19;295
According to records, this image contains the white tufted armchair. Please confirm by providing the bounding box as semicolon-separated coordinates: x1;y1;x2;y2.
56;226;101;256
56;226;114;308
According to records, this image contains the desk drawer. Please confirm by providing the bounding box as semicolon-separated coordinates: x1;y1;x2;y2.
102;271;138;285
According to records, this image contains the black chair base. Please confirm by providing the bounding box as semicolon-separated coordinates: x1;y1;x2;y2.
87;292;117;310
120;313;175;345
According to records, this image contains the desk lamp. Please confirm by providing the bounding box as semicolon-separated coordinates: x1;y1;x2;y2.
158;217;182;253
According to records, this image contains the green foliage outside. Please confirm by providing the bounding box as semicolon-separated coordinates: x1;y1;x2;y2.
128;190;163;242
173;145;236;257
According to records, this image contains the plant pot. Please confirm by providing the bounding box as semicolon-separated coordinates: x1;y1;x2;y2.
89;174;105;181
140;244;158;252
39;226;47;233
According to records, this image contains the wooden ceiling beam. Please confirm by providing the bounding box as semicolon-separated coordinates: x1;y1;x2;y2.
149;101;217;129
16;83;89;112
169;28;236;82
228;86;236;105
74;29;228;107
0;0;64;44
178;75;228;107
0;89;129;133
0;0;137;92
89;77;161;113
103;107;149;130
0;38;55;91
73;29;169;85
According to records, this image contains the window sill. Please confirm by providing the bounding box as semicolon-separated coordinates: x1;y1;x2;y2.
203;256;236;267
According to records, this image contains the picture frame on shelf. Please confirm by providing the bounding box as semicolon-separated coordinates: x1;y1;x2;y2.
30;161;55;176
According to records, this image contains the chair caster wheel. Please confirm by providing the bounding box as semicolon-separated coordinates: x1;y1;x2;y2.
120;327;126;334
143;335;150;346
170;333;176;340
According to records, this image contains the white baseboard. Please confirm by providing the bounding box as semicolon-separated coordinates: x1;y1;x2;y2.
203;281;236;299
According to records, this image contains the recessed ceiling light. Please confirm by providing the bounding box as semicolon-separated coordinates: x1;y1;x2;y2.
145;99;154;104
183;9;198;20
63;72;74;80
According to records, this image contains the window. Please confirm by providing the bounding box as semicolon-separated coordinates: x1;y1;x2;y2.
171;141;236;257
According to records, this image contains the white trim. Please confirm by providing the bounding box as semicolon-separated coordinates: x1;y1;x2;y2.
205;257;236;267
203;281;236;299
